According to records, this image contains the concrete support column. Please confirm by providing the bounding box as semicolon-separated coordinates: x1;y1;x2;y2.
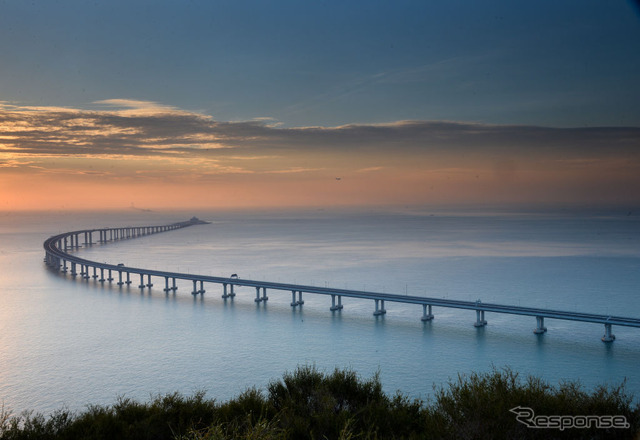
164;277;171;293
421;304;434;321
107;269;113;282
297;291;304;305
198;280;205;294
62;259;67;273
92;266;98;279
474;310;487;327
374;299;387;316
71;262;77;277
330;294;343;311
139;274;145;289
192;280;199;295
255;286;262;302
291;290;298;307
126;272;132;285
229;284;235;297
533;316;547;334
222;283;229;299
602;323;616;342
146;274;153;288
117;271;124;286
99;268;105;283
172;278;177;291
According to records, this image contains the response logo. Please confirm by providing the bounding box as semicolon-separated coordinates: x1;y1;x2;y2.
509;406;630;431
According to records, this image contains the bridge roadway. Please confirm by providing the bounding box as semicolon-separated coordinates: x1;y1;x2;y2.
43;218;640;343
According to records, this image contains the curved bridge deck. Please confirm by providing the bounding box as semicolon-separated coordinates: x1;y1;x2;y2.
43;219;640;343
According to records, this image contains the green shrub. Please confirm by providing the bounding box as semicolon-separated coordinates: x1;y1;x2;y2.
431;367;640;439
1;367;638;440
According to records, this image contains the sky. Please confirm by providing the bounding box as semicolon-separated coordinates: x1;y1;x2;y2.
1;0;639;210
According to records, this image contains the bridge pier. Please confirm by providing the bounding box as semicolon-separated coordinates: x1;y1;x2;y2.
192;280;199;295
146;274;153;288
139;274;145;289
107;269;113;283
126;272;132;285
117;271;124;286
374;299;387;316
297;291;304;305
229;284;236;298
164;277;171;293
99;268;105;283
171;277;177;291
330;294;343;311
421;304;434;321
198;280;205;294
602;323;615;342
255;286;267;302
92;266;98;279
222;283;229;299
71;262;77;277
474;310;487;327
533;316;547;334
290;290;299;306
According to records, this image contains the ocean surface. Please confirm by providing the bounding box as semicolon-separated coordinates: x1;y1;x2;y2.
1;206;639;415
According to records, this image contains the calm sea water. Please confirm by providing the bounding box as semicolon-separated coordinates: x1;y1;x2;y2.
1;206;639;415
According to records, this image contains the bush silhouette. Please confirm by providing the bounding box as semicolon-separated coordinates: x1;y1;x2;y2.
1;366;638;439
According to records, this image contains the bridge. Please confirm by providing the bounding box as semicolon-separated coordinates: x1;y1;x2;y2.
43;218;640;343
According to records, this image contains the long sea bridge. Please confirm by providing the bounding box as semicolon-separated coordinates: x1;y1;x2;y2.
43;218;640;343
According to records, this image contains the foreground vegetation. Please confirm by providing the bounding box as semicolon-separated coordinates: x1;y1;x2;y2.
1;366;638;439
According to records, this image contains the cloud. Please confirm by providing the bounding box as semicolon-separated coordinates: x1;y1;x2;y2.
355;167;384;173
2;101;639;159
1;100;639;207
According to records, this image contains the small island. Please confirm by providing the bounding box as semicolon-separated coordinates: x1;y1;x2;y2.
188;216;211;225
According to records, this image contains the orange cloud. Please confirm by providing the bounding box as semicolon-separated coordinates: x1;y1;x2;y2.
1;101;639;211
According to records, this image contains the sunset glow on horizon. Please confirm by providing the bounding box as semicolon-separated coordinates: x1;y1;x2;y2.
2;100;639;211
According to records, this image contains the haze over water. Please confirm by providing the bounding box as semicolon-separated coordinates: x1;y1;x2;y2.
1;206;639;415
